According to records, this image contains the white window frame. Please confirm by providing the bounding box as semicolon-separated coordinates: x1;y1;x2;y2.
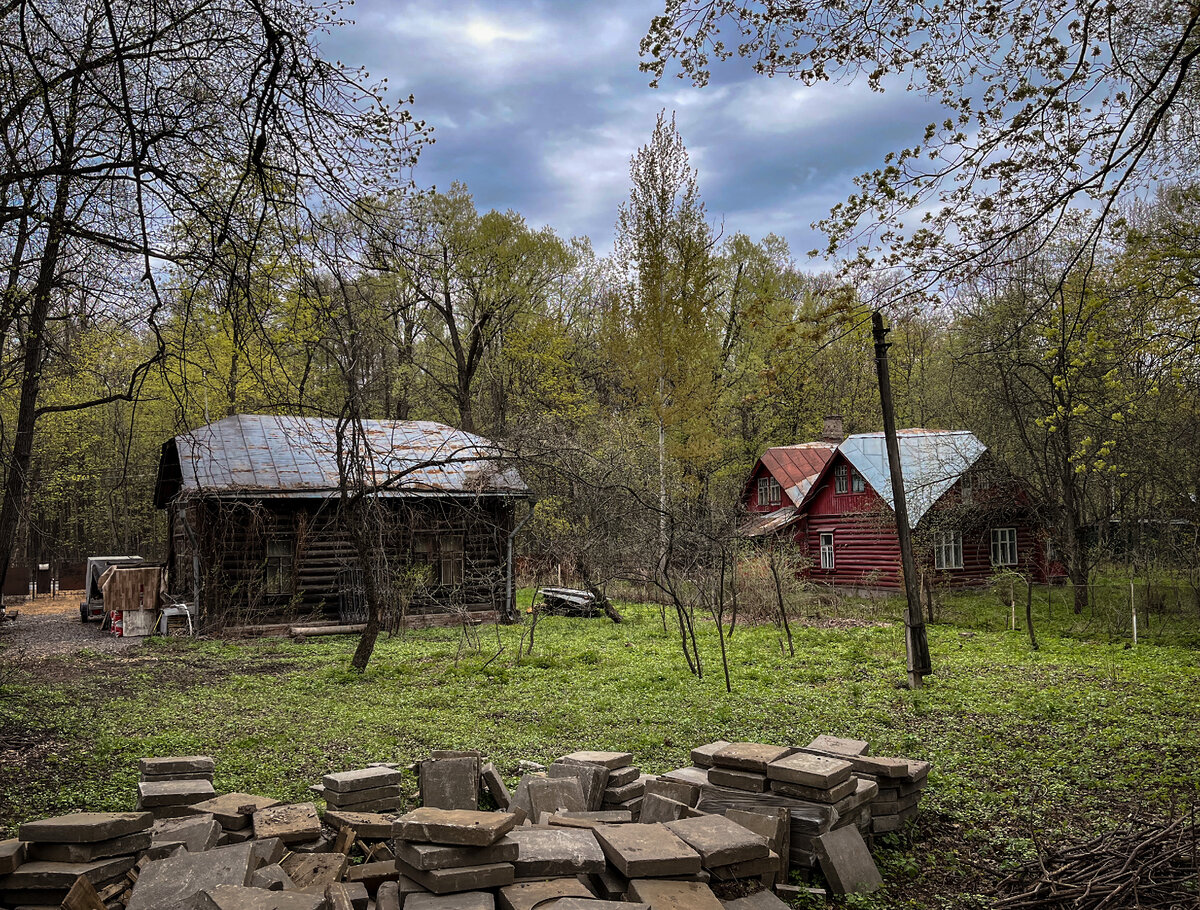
819;532;835;570
851;470;866;493
991;527;1018;566
767;477;781;505
757;477;770;505
933;530;963;570
264;538;294;596
834;464;849;494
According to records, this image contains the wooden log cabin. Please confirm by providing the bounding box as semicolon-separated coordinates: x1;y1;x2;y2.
741;426;1054;590
154;414;528;630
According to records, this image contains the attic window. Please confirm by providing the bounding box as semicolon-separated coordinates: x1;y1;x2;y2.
851;470;865;493
834;464;848;494
757;477;781;506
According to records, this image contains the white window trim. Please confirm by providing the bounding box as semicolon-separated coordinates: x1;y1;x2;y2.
851;470;865;493
768;478;781;505
819;532;835;570
991;527;1018;566
834;464;849;494
934;530;963;570
757;476;770;505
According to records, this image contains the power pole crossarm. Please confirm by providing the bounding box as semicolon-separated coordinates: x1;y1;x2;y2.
872;310;932;688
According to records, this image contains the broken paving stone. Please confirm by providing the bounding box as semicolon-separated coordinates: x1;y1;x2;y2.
126;841;258;910
507;827;606;877
27;830;150;863
153;816;223;853
707;768;769;793
548;761;608;811
394;808;518;847
250;838;286;868
395;858;515;895
766;752;853;789
689;741;732;769
322;767;403;794
665;815;770;868
496;878;593;910
559;751;633;770
639;794;690;825
721;889;792;910
407;891;495;910
249;863;294;891
198;886;325;910
805;735;869;757
480;763;511;809
138;779;217;808
321;809;397;839
140;756;215;777
18;811;153;844
189;793;282;830
0;856;136;890
712;744;794;774
252;804;322;845
592;823;702;878
279;851;348;889
0;839;24;874
375;881;402;910
526;777;587;818
345;859;398;890
644;777;700;808
627;878;724;910
420;757;481;811
813;825;882;895
394;836;519;871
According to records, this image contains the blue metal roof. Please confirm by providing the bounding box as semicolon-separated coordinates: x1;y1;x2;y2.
164;414;527;500
837;430;986;526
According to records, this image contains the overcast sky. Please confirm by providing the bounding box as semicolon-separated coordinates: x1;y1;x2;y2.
323;1;941;262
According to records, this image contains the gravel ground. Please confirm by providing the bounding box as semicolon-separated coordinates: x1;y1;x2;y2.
0;604;139;658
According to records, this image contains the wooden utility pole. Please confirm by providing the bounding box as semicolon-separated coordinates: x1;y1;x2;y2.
872;311;932;688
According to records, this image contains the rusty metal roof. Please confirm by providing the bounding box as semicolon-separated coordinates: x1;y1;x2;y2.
157;414;527;503
759;443;836;505
738;505;801;538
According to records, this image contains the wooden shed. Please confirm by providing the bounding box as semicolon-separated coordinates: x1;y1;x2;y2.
154;414;528;630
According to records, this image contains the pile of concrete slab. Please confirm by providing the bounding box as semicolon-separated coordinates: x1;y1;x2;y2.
0;737;928;909
137;757;217;820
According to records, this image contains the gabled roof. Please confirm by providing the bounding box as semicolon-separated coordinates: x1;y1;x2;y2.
154;414;527;506
750;443;836;506
834;430;987;526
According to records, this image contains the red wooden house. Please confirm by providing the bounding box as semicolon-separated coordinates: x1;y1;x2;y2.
741;427;1051;589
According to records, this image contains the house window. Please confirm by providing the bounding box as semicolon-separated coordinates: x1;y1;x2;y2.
819;533;835;570
412;533;435;584
991;527;1018;566
851;470;865;493
933;530;963;570
757;477;769;505
768;478;781;504
834;464;849;494
264;539;294;595
960;472;975;504
440;535;464;587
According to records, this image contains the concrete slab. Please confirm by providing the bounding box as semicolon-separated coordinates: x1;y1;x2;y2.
722;889;792;909
548;761;608;811
558;751;633;770
665;815;770;868
324;785;402;807
606;765;640;787
766;753;853;790
707;768;769;792
126;842;258;910
279;852;348;889
507;827;606;877
638;794;690;824
712;744;793;774
689;741;732;768
321;809;397;839
27;830;150;863
480;764;511;809
592;823;702;878
252;804;321;845
552;902;649;910
376;880;402;910
805;736;869;756
600;778;644;803
345;859;398;890
393;808;518;847
189;793;281;830
139;756;216;776
0;839;24;874
198;886;325;909
420;757;481;811
526;777;586;819
138;779;217;808
0;856;135;890
394;835;519;871
395;858;514;895
644;778;700;808
813;826;882;894
18;811;153;844
407;892;495;910
769;776;857;803
249;862;294;890
627;878;724;910
323;767;404;793
153;816;222;853
250;838;286;867
496;878;593;910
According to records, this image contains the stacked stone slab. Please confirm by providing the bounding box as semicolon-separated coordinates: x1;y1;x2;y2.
1;811;151;907
137;756;217;820
556;751;646;818
322;765;403;814
797;736;930;834
393;807;518;900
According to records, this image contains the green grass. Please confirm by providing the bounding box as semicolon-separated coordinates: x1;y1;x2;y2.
2;589;1199;908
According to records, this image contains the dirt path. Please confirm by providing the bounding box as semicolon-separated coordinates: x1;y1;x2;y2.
0;594;139;658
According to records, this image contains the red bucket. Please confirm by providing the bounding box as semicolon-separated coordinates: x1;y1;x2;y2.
111;610;123;638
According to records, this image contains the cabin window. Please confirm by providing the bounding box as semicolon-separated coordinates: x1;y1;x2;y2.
819;533;835;570
440;535;464;587
851;470;865;493
412;533;435;584
934;530;963;570
767;478;781;504
834;464;848;494
757;477;769;505
960;472;975;503
264;539;294;595
991;527;1018;566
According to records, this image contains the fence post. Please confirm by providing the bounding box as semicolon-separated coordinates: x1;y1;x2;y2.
1009;580;1016;631
1130;580;1137;645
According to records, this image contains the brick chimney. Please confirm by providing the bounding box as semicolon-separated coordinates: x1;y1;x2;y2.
821;415;844;444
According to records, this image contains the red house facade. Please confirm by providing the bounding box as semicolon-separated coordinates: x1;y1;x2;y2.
741;428;1051;589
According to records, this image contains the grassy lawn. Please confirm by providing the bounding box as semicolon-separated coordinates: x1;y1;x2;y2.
2;589;1198;908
